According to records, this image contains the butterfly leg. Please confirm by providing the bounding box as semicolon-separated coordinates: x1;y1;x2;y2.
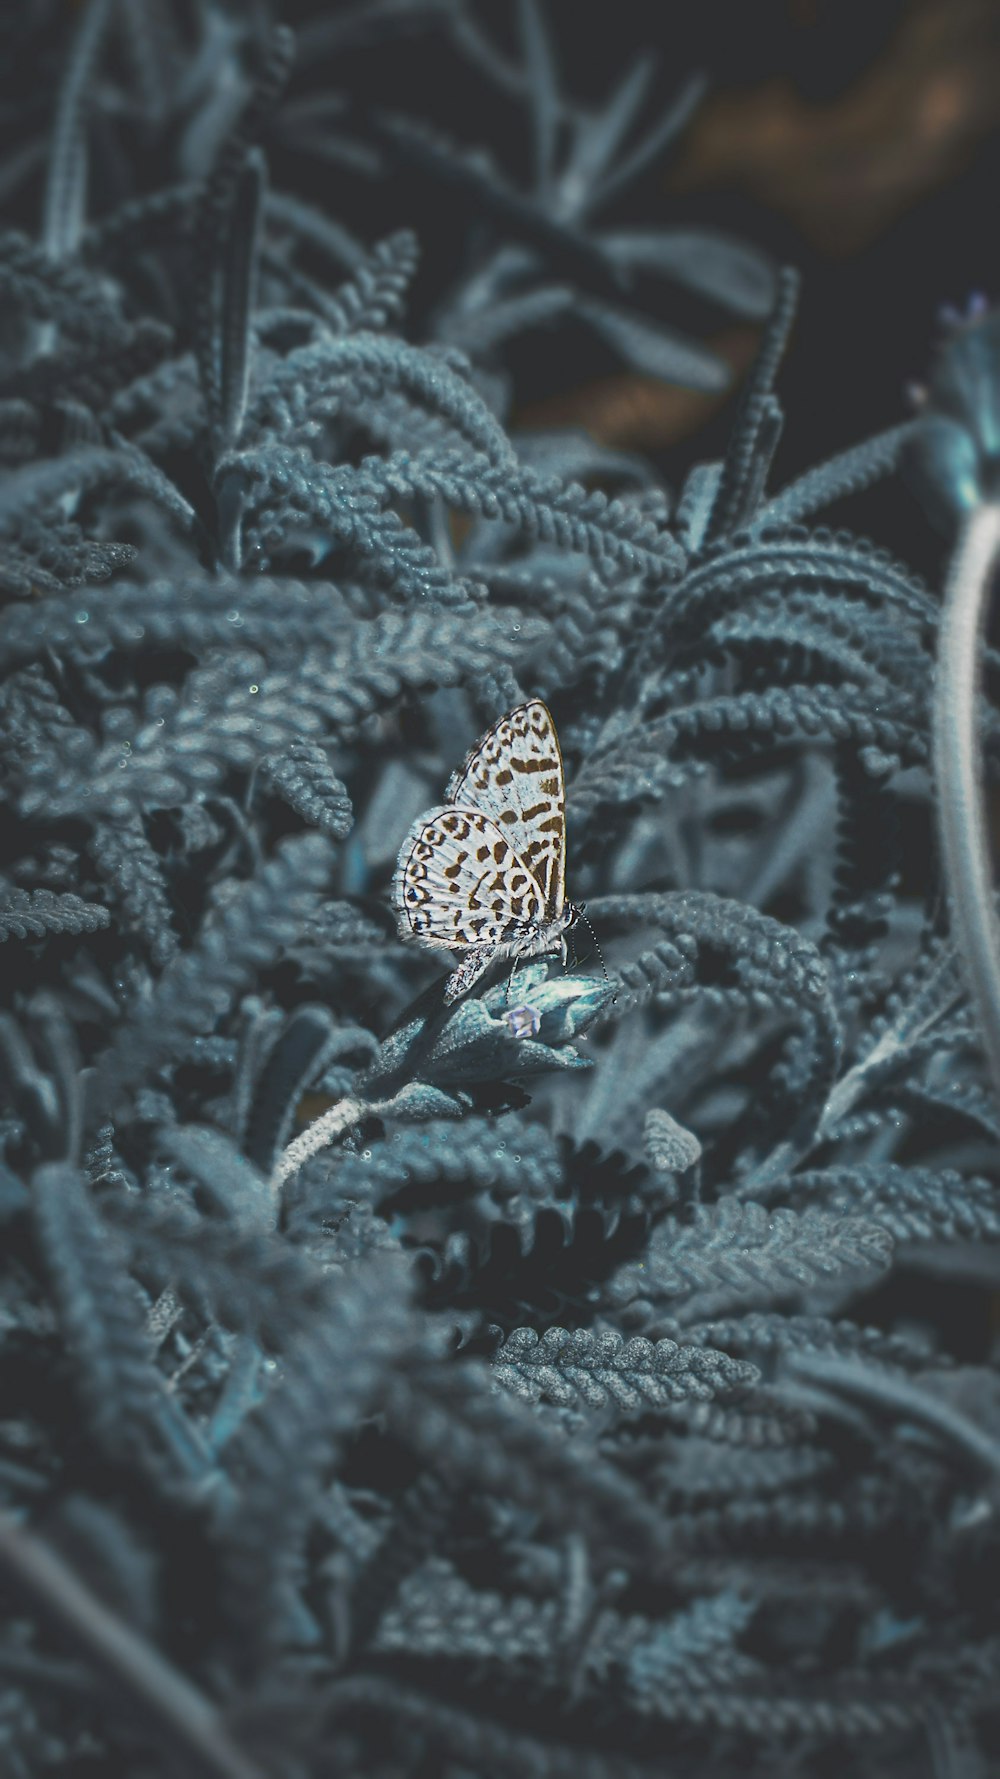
444;944;500;1004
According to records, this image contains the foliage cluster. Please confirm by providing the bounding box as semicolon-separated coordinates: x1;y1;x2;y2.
1;5;998;1777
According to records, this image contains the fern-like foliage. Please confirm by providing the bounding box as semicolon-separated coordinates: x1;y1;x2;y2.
491;1325;758;1410
0;887;110;942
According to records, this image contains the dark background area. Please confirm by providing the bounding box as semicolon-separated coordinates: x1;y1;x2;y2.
7;0;1000;544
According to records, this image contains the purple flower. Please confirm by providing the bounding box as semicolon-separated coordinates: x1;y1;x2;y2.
506;1003;541;1040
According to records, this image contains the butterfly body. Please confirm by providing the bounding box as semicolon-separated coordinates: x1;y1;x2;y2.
393;700;574;1002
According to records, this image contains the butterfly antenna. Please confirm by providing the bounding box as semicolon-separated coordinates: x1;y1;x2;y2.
572;904;615;1000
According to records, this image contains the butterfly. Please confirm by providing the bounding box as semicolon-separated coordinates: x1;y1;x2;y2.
393;700;576;1003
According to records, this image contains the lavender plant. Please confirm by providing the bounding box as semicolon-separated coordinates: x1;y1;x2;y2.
0;5;998;1777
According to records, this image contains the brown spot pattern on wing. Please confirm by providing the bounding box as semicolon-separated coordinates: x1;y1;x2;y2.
445;700;566;918
393;806;546;950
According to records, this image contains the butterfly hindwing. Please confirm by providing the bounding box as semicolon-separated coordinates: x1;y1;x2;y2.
393;805;546;951
446;700;566;919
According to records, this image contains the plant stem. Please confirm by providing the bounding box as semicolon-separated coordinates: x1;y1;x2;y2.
934;501;1000;1102
0;1509;264;1779
270;1094;367;1190
788;1354;1000;1479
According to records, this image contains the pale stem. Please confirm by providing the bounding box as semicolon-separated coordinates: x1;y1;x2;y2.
0;1508;262;1779
270;1095;369;1192
933;501;1000;1103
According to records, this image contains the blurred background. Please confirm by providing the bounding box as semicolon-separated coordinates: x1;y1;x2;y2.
7;0;1000;508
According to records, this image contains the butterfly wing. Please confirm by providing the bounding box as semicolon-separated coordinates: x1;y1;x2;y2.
393;805;546;952
446;700;566;919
